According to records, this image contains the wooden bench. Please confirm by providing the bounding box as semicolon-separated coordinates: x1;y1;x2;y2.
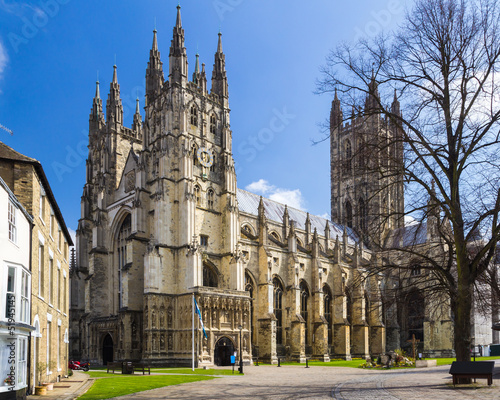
106;362;122;374
449;361;495;386
132;364;151;375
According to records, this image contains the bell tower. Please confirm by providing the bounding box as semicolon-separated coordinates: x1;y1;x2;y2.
330;80;404;246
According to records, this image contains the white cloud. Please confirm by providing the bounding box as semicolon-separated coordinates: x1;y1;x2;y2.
245;179;307;211
245;179;274;195
319;212;331;220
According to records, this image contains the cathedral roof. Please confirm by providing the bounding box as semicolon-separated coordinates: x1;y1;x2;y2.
385;221;428;248
237;188;359;245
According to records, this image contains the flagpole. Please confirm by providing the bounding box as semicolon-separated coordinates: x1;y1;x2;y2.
192;293;195;372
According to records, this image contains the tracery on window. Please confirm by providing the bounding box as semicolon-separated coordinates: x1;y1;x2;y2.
190;105;198;126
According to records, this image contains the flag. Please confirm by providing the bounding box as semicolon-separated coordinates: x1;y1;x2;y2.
194;297;208;338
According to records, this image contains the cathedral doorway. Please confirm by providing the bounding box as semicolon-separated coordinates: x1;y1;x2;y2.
102;334;114;365
214;337;234;366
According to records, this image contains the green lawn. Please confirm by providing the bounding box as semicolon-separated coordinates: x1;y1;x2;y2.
78;374;215;400
432;356;500;366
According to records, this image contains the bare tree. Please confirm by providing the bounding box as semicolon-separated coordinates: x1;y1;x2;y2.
318;0;500;361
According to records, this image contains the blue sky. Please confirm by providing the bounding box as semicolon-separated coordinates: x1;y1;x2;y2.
0;0;407;241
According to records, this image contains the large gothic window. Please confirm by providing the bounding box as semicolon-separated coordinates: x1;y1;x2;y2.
194;185;201;207
210;114;216;134
323;285;333;349
407;290;424;342
207;189;214;209
203;263;218;288
245;272;255;350
345;201;353;228
117;214;131;310
273;277;284;345
300;281;310;347
190;105;198;126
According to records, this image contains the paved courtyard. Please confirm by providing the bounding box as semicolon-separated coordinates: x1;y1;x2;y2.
112;362;500;400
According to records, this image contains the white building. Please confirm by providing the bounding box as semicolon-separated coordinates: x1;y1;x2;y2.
0;176;33;400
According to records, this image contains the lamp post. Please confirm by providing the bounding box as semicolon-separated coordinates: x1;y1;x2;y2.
238;324;243;374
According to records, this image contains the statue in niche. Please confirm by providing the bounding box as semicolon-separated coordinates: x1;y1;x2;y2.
168;333;173;351
160;335;165;351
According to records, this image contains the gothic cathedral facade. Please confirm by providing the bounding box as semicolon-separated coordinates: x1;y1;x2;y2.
71;6;453;367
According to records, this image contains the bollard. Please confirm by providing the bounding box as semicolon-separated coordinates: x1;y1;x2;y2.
305;358;309;368
278;357;281;367
256;357;259;366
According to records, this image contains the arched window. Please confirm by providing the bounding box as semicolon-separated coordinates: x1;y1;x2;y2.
273;277;284;345
345;140;352;173
364;292;370;323
245;272;255;349
270;231;281;242
190;105;198;126
407;290;424;342
359;198;367;233
323;285;333;349
210;114;216;134
194;185;201;207
210;152;215;172
117;214;131;310
192;145;199;166
203;263;218;288
345;201;353;228
207;189;214;209
300;281;310;347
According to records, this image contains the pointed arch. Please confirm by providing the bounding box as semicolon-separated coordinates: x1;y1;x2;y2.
323;284;333;349
272;276;284;346
344;139;352;173
241;223;256;238
300;280;310;348
194;184;201;207
345;200;353;228
190;104;198;126
207;188;215;209
209;113;217;134
203;261;218;288
359;197;367;233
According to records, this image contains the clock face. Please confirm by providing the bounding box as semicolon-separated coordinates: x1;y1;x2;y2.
197;147;214;168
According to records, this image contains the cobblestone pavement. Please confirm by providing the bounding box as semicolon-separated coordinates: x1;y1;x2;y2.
113;362;500;400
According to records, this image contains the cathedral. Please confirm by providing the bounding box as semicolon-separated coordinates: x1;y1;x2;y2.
70;6;456;367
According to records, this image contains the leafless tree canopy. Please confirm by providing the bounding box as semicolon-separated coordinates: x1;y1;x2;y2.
318;0;500;361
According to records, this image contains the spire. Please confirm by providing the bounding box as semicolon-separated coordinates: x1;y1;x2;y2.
146;29;164;103
152;28;158;51
365;72;381;112
176;4;182;28
90;80;104;128
330;88;343;132
217;31;223;53
211;32;228;102
132;98;142;136
106;65;123;127
391;89;401;117
192;53;200;84
305;212;311;244
169;5;188;83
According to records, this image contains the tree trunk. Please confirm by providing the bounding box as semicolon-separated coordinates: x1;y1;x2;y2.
453;282;472;362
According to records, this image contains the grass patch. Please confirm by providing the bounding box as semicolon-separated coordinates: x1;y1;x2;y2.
431;356;500;366
78;374;215;400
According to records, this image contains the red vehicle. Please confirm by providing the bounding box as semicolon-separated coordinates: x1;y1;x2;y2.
68;360;90;371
